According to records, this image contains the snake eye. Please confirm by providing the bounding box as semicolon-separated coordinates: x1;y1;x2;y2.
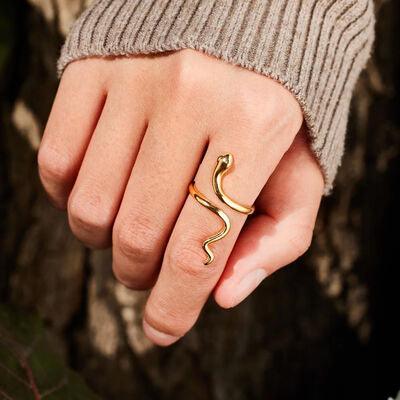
219;154;233;167
223;154;233;167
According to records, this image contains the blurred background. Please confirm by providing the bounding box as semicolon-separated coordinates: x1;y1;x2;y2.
0;1;399;399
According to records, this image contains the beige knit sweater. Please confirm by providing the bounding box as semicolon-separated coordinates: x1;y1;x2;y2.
58;0;375;193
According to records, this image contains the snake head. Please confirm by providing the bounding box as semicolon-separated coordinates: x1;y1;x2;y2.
217;153;233;169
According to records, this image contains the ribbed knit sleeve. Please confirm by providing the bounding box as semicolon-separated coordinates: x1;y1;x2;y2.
58;0;375;194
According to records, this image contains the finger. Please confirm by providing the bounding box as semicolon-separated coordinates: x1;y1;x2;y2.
112;111;208;289
38;60;107;209
214;130;324;309
142;124;295;346
67;85;148;248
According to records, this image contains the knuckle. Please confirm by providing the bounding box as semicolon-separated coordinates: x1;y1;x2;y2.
236;93;269;123
113;216;159;263
145;302;193;338
227;97;277;139
37;146;74;184
232;87;301;137
112;261;154;290
167;242;215;281
260;99;284;125
68;194;113;236
63;58;108;84
170;52;205;101
263;92;303;133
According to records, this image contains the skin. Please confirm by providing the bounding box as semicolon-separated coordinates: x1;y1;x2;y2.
38;49;324;346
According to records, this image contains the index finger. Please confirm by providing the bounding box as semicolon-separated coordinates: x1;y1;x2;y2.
142;130;288;346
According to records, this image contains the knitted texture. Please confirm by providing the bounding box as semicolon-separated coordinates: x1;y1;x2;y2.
58;0;375;193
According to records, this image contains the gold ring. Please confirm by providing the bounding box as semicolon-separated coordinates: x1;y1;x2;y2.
188;153;255;265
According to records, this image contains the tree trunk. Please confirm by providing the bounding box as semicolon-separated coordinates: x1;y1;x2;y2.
1;1;399;399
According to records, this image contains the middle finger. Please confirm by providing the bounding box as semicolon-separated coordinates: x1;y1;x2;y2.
112;110;208;289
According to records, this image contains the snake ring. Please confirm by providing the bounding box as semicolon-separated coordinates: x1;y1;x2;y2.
188;153;255;265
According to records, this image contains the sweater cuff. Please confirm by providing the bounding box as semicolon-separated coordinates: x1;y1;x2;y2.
58;0;375;194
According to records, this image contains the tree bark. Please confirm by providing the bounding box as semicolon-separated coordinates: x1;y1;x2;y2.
1;1;399;399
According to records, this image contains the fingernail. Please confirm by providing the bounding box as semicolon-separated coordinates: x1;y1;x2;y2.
232;269;268;307
143;319;180;347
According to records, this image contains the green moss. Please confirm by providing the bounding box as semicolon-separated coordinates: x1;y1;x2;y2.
0;305;101;399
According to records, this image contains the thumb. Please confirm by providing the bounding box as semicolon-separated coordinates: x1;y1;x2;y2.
214;131;324;309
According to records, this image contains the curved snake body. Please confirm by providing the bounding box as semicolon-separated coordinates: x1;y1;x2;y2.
188;153;255;265
188;182;230;265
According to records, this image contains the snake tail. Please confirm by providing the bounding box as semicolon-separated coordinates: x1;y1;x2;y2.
189;182;231;265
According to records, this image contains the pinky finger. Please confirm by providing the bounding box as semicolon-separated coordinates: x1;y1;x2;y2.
214;130;324;309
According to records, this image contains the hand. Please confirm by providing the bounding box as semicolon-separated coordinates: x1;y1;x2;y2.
38;49;324;346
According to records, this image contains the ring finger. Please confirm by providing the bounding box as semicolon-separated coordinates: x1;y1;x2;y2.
67;85;148;248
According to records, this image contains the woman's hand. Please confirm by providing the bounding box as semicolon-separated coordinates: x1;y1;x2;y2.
38;49;324;346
